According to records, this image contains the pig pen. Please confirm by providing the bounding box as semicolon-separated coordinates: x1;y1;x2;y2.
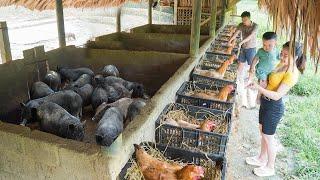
86;32;209;54
0;32;216;180
130;24;211;35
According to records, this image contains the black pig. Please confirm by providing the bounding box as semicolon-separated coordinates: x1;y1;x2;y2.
95;107;123;146
43;70;61;91
57;66;94;82
101;65;119;77
36;102;85;140
125;99;147;127
91;87;108;110
30;81;54;99
65;74;92;89
69;84;94;107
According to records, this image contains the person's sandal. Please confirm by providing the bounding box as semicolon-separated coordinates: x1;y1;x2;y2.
245;156;266;166
253;166;275;177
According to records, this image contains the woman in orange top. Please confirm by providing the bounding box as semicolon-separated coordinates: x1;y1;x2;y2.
246;41;306;177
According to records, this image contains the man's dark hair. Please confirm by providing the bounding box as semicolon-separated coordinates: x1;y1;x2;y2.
262;32;277;40
241;11;251;18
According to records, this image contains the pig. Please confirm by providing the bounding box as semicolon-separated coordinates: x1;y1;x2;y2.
111;83;132;99
43;70;61;91
57;66;94;82
20;90;83;125
36;102;85;140
91;87;108;110
92;98;133;121
95;107;123;146
69;84;94;107
125;99;147;127
105;85;122;103
65;74;92;89
101;65;119;77
30;81;54;99
99;76;145;99
93;74;104;87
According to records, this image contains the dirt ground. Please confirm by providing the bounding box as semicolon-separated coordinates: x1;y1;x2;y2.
226;107;295;180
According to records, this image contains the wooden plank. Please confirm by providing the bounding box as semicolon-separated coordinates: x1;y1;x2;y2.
55;0;66;47
189;0;202;57
209;0;218;37
0;22;12;63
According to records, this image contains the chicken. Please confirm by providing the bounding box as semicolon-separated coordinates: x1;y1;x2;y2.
189;84;234;102
194;55;236;79
215;84;235;101
199;119;217;132
176;165;205;180
134;144;204;180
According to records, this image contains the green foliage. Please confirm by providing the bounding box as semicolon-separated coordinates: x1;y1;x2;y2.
279;96;320;179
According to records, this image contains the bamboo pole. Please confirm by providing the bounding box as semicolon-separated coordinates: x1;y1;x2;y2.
174;0;178;24
148;0;153;24
0;21;12;63
55;0;66;47
221;0;227;26
190;0;202;57
209;0;218;38
116;7;122;32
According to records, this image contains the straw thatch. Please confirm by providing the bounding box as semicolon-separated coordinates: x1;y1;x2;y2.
0;0;143;10
258;0;320;70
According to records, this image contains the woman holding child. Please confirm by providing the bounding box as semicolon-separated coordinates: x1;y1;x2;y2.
246;41;306;177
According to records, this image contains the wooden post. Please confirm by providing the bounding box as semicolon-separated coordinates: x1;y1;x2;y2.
0;22;12;63
174;0;178;25
209;0;218;38
116;7;122;32
189;0;202;57
221;0;227;26
148;0;153;24
55;0;66;47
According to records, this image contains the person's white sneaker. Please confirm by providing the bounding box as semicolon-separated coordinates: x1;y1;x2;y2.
245;156;266;166
253;166;275;177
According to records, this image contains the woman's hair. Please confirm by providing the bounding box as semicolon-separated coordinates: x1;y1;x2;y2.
283;41;307;74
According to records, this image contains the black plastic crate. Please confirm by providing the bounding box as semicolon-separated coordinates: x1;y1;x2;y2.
207;43;239;56
176;81;235;113
216;33;242;42
118;142;226;180
202;53;232;63
214;39;240;49
192;60;238;86
155;103;231;156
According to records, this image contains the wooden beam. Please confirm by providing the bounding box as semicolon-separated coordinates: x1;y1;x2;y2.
174;0;178;25
116;7;122;32
0;22;12;63
148;0;153;24
55;0;66;47
190;0;202;57
200;17;211;27
209;0;218;37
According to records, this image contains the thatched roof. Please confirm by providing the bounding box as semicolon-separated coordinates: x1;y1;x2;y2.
258;0;320;70
0;0;142;10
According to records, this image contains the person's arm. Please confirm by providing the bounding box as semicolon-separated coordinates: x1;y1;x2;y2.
248;56;259;79
228;30;241;44
247;82;291;101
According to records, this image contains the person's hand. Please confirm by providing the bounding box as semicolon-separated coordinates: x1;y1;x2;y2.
238;41;243;47
246;81;260;90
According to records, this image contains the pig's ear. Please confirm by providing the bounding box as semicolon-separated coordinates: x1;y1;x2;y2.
68;124;75;131
129;90;133;95
81;120;86;126
20;102;26;108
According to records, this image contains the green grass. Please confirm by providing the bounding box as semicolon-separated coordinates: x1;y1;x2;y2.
237;1;320;179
